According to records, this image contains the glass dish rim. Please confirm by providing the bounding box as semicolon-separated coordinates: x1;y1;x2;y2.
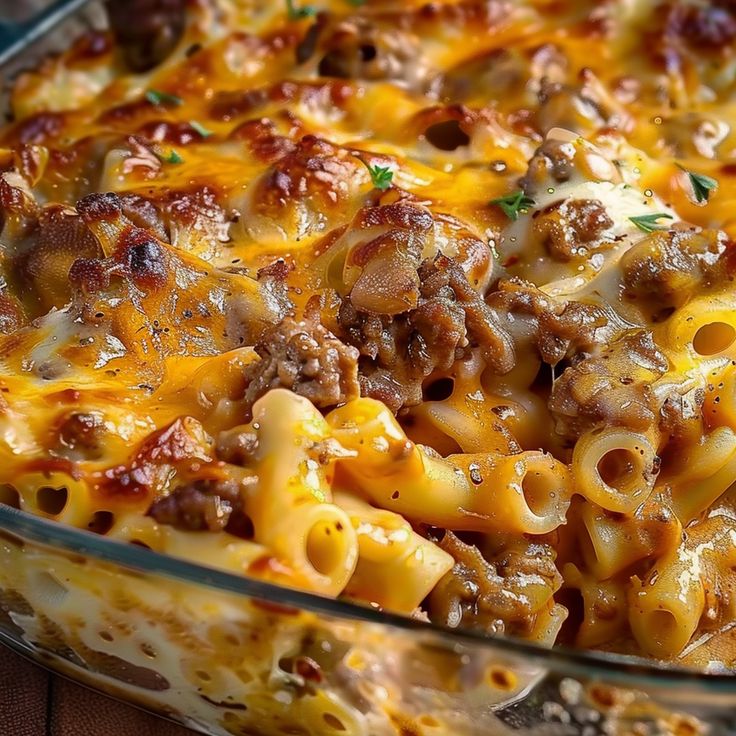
1;503;734;692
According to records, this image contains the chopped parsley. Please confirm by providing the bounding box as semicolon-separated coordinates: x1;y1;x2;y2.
189;120;213;138
145;89;183;107
629;213;673;233
286;0;316;19
489;190;535;221
156;149;184;165
677;164;718;204
365;163;393;191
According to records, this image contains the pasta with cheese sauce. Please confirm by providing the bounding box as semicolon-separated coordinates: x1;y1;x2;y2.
2;0;736;678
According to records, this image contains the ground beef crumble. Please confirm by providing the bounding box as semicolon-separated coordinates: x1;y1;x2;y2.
244;304;360;411
337;254;513;413
147;478;253;538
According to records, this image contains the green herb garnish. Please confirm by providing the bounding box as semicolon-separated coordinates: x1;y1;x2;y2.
189;120;213;138
145;89;183;107
157;149;184;164
365;163;393;191
286;0;316;19
345;0;366;5
489;190;536;221
629;213;673;233
677;164;718;204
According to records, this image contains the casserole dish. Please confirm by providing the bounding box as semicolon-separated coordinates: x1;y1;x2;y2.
2;502;736;736
2;2;736;735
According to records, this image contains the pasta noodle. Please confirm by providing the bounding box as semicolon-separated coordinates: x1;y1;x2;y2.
244;389;359;596
1;0;736;676
335;493;454;614
329;399;571;534
571;429;658;514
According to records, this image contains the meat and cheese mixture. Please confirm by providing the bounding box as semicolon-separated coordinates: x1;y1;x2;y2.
2;0;736;669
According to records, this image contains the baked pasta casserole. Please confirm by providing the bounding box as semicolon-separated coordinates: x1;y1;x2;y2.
2;0;736;674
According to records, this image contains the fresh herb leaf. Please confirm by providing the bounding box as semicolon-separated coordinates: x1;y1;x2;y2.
365;163;393;191
629;213;673;233
345;0;366;5
286;0;316;19
489;190;535;221
189;120;213;138
157;149;184;164
145;89;183;107
677;164;718;204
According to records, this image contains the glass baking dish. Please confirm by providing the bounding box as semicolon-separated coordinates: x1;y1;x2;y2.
2;503;736;736
1;3;736;735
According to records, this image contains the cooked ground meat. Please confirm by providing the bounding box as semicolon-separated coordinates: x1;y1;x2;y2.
548;330;669;441
147;479;253;538
244;307;360;411
0;290;24;334
338;254;514;412
487;278;615;366
532;198;614;261
662;1;736;50
535;71;633;137
313;17;439;94
106;0;185;72
215;428;259;466
620;227;729;313
519;136;576;193
427;532;561;636
57;412;106;460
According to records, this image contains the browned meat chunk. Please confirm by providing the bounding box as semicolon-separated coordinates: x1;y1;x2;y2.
428;532;561;636
245;309;360;411
147;479;253;538
312;17;438;93
106;0;185;72
0;291;24;334
621;228;729;312
532;198;614;261
548;330;669;441
662;2;736;50
57;412;106;460
487;278;615;366
338;254;513;413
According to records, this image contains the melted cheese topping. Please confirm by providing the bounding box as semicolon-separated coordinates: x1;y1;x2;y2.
3;0;736;695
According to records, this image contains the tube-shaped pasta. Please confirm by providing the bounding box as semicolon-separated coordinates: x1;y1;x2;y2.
447;451;572;534
560;563;628;649
335;493;453;614
13;471;92;527
108;513;270;576
703;364;736;431
627;515;736;658
628;567;705;658
658;294;736;362
404;349;553;454
328;398;571;533
572;428;658;513
246;389;358;596
526;601;568;648
406;396;519;455
667;426;736;523
579;495;682;580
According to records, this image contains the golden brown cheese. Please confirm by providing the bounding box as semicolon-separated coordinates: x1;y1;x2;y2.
2;0;736;670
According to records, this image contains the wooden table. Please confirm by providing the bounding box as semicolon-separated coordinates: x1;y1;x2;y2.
0;646;196;736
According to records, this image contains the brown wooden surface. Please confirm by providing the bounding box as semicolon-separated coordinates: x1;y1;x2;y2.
0;646;196;736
